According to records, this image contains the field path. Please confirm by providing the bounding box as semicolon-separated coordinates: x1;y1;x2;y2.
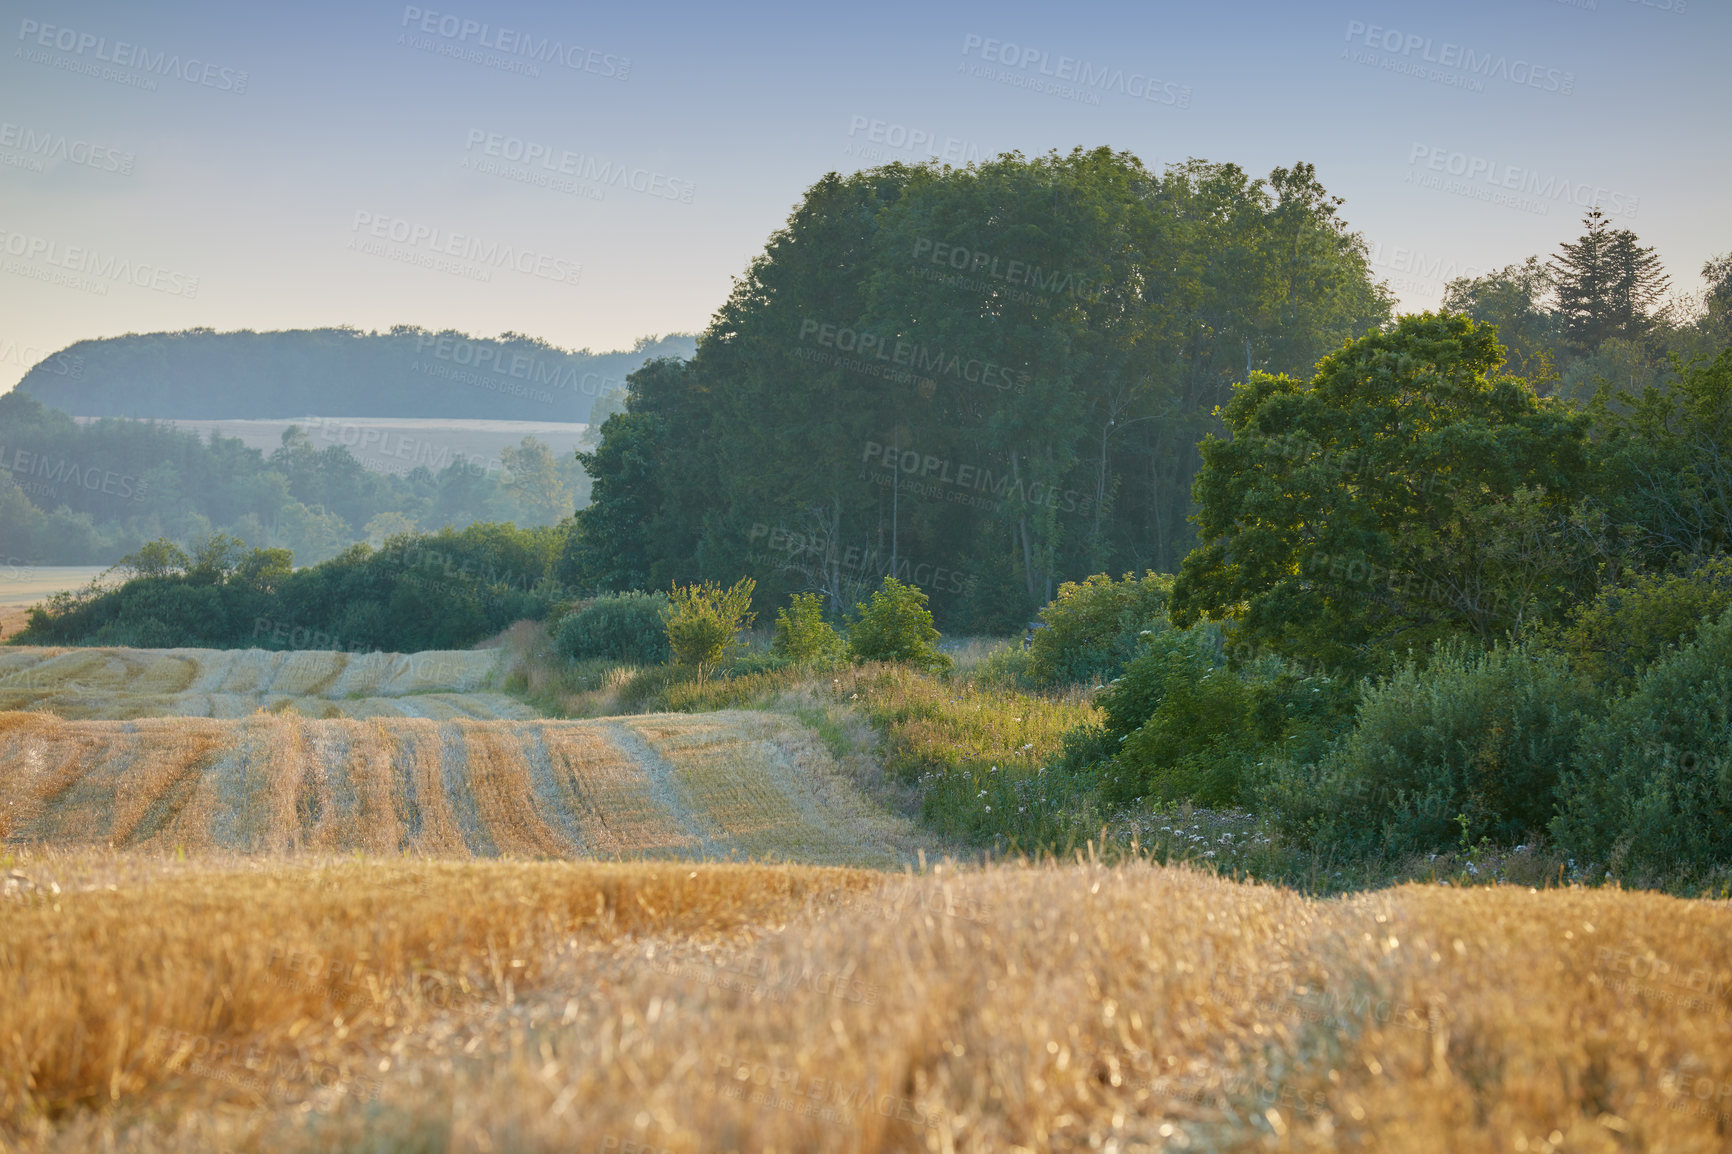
0;710;923;867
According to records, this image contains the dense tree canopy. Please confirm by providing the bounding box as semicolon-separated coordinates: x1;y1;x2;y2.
568;149;1392;629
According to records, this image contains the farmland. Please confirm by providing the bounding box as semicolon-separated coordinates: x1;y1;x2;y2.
5;853;1731;1152
3;640;1730;1152
0;709;921;866
0;645;532;720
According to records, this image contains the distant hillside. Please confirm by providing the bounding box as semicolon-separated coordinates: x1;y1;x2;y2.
15;327;696;421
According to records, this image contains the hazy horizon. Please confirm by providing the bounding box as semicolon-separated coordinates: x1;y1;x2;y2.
1;0;1726;394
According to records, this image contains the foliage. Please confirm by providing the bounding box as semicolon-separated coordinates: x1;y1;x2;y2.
663;578;757;671
1553;556;1732;689
1024;571;1173;687
573;150;1392;628
1265;641;1590;856
17;326;693;422
16;522;568;652
771;592;845;665
1548;208;1670;354
118;539;190;579
1171;313;1598;678
1552;607;1732;873
1592;349;1732;564
0;389;589;567
847;578;951;671
555;592;671;665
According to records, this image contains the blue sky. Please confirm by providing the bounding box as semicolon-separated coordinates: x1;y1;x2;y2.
0;0;1724;392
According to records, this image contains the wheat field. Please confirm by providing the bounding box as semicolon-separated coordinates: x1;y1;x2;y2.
0;645;535;720
0;709;922;866
2;853;1729;1153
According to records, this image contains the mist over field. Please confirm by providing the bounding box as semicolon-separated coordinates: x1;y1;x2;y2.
2;3;1729;1152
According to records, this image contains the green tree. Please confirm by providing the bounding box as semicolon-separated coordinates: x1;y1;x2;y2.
848;577;950;671
501;436;573;525
1550;208;1670;354
663;577;756;672
1442;257;1561;388
117;539;190;579
772;592;844;664
1171;314;1597;676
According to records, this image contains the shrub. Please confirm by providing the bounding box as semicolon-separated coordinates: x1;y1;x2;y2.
1093;627;1327;810
847;578;951;671
1555;557;1732;689
1025;571;1173;687
556;592;670;664
1110;660;1258;809
1094;625;1219;741
1552;607;1732;874
663;578;756;671
1269;641;1590;856
771;593;844;665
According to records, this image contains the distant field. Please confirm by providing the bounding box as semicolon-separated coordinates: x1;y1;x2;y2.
0;565;116;607
72;416;589;478
0;708;921;866
0;645;529;720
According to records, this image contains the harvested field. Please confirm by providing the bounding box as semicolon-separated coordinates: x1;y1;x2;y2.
2;853;1729;1153
0;645;534;720
0;710;922;866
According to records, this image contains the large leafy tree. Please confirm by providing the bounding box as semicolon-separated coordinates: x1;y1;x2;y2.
574;149;1390;627
1170;314;1598;675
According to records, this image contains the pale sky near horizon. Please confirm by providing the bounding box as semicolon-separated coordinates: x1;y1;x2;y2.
0;0;1725;394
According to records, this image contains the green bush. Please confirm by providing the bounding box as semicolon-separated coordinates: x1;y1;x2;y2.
556;591;670;664
847;578;951;671
1025;571;1173;687
1089;626;1349;810
1553;607;1732;874
1555;557;1732;689
1094;625;1219;741
1110;657;1258;809
663;577;756;671
771;592;845;665
1268;641;1590;855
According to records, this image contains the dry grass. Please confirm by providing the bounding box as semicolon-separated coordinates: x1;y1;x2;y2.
0;645;534;721
0;710;926;866
2;852;1727;1152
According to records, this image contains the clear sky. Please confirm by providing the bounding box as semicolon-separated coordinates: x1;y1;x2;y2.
0;0;1725;393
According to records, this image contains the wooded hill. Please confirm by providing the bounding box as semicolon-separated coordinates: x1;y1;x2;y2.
16;327;696;422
